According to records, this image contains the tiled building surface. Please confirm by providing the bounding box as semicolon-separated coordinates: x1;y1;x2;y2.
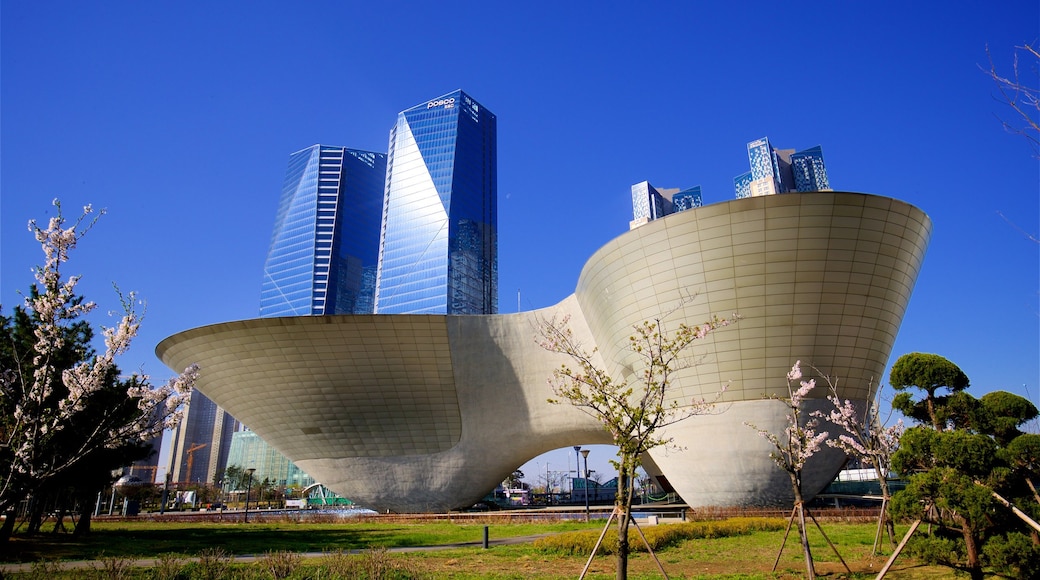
158;192;930;512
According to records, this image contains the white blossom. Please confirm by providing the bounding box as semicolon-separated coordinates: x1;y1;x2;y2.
0;199;196;515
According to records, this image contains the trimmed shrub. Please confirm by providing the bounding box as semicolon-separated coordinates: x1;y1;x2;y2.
533;517;785;555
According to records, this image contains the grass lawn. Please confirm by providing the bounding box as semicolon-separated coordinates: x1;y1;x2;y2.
0;516;957;579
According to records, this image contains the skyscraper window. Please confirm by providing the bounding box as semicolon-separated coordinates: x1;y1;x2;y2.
261;145;387;316
375;90;498;315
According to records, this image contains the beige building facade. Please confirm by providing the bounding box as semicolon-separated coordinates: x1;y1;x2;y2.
158;192;930;512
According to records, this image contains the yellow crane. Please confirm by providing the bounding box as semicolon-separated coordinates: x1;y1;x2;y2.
183;442;208;484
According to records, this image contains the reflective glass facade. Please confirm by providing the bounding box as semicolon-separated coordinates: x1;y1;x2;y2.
225;429;315;489
260;145;387;316
734;137;830;197
375;90;497;314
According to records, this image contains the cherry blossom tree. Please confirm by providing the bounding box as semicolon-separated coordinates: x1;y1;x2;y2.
747;361;834;580
537;311;733;580
816;382;904;553
0;200;197;540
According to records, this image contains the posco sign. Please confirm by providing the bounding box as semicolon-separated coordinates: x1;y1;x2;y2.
428;97;456;109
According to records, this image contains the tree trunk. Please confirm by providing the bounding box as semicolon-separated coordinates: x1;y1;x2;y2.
615;467;631;580
876;470;896;550
957;516;983;580
25;497;44;535
926;390;941;431
0;508;16;543
792;475;815;580
73;488;94;537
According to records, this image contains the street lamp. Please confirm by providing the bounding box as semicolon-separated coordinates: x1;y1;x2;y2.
580;449;591;522
244;468;256;523
572;446;581;501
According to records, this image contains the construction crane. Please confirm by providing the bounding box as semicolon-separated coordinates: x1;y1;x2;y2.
183;443;208;484
129;464;159;483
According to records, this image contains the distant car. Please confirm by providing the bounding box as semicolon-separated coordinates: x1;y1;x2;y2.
206;502;226;510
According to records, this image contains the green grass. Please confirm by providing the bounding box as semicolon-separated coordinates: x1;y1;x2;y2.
0;517;957;579
1;519;597;562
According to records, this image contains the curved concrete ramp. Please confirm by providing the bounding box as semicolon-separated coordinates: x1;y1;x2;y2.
158;192;930;512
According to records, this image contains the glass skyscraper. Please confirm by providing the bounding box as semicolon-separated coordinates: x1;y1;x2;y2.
260;145;387;316
734;137;830;199
375;90;498;315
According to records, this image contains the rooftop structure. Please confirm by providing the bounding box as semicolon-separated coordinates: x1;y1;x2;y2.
735;137;830;198
630;181;702;229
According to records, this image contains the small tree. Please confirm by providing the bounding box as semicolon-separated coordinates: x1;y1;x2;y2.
537;312;733;580
746;361;832;580
888;352;1040;579
0;200;197;540
890;352;969;431
817;382;904;553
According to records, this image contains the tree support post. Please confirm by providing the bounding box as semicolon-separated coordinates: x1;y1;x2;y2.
875;518;922;580
579;506;670;580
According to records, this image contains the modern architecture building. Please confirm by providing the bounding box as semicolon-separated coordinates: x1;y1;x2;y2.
167;391;238;484
159;191;931;512
169;146;387;487
224;429;315;490
225;144;387;485
261;145;388;316
630;181;702;229
375;90;498;314
734;137;830;198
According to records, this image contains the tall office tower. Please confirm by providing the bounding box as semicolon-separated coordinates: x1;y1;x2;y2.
167;391;238;484
375;90;498;315
734;137;830;198
261;145;388;316
630;181;703;229
218;145;388;486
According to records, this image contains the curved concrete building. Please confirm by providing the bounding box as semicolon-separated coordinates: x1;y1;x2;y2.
158;192;930;512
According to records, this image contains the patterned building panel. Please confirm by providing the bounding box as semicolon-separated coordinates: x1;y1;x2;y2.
161;192;930;512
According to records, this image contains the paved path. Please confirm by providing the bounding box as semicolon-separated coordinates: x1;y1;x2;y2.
0;534;551;574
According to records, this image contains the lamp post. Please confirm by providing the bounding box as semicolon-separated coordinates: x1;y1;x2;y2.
572;446;581;501
244;468;256;523
580;449;591;522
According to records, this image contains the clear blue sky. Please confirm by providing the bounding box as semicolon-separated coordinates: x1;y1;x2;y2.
2;2;1037;485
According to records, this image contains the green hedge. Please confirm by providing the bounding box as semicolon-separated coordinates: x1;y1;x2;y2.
533;517;785;555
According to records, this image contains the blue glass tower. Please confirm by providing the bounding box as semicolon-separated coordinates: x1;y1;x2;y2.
260;145;387;316
735;137;830;198
375;90;498;314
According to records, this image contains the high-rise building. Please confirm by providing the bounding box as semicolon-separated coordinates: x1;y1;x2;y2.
220;144;388;486
375;90;498;315
734;137;830;198
630;181;702;229
261;145;388;316
167;391;238;484
790;146;829;193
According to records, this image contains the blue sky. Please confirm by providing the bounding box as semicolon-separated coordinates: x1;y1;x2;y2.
2;2;1037;485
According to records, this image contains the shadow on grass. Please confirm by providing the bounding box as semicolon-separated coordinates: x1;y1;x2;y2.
2;524;431;563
